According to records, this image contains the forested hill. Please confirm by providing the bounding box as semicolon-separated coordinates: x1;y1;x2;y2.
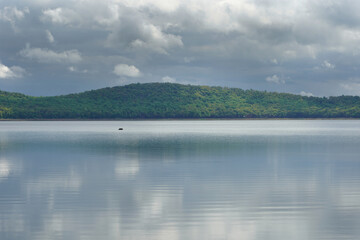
1;83;360;119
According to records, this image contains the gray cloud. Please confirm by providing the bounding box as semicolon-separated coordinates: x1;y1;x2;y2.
312;1;360;28
340;78;360;96
0;0;360;96
19;45;82;63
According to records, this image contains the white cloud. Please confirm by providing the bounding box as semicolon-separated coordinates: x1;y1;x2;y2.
0;6;29;31
322;60;335;69
0;6;28;22
184;57;195;63
121;0;181;12
41;8;74;24
265;74;285;84
129;24;183;54
113;64;141;77
0;63;26;79
270;59;278;64
300;91;314;97
68;66;88;73
19;45;82;63
45;30;55;43
161;76;176;83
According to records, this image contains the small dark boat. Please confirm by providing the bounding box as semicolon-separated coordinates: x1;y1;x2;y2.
118;128;123;130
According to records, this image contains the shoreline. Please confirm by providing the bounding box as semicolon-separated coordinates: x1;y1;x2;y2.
1;118;359;121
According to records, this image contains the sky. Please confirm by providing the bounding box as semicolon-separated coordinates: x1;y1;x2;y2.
0;0;360;96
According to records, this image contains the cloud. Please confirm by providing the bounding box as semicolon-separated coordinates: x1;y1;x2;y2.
0;6;28;22
45;30;55;43
270;59;278;64
300;91;314;97
184;57;195;63
340;80;360;96
19;45;82;63
41;5;183;54
128;24;183;54
68;66;88;73
41;8;76;25
322;60;335;69
314;60;336;71
0;63;26;79
113;64;141;77
68;66;76;72
106;17;183;54
0;6;29;31
313;1;360;29
265;75;285;84
161;76;176;83
2;0;360;96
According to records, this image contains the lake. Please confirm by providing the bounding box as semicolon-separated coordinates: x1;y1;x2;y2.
0;120;360;240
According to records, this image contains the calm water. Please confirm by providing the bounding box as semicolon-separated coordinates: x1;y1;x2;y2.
0;120;360;240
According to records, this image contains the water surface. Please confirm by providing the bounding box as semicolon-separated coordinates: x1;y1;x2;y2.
0;120;360;240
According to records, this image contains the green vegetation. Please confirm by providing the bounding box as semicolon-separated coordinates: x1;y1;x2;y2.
1;83;360;119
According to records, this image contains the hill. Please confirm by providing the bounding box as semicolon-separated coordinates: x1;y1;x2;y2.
1;83;360;119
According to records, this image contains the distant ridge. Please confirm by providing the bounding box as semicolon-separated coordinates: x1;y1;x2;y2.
1;82;360;119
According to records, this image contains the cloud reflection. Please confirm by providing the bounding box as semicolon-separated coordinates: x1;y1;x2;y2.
0;159;10;179
0;121;360;240
115;158;139;178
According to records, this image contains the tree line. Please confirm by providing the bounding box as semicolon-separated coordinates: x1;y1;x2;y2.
1;83;360;119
